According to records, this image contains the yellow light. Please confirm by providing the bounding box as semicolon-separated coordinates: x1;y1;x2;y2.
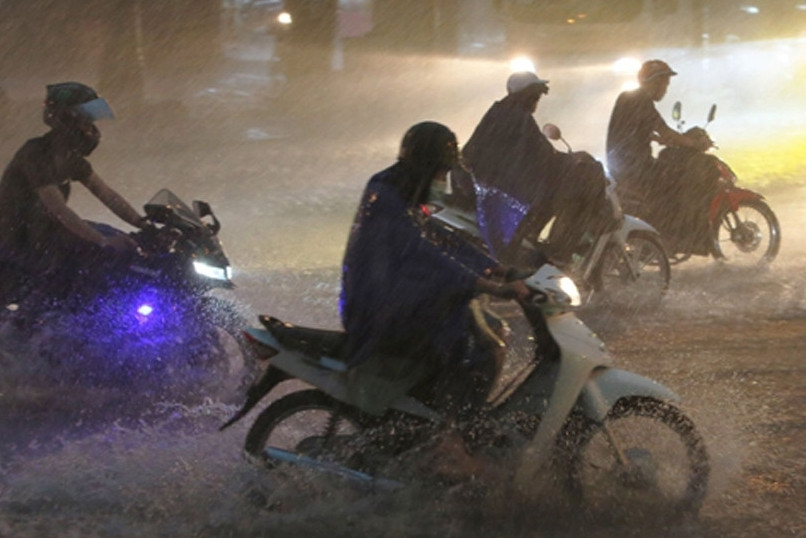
277;11;292;25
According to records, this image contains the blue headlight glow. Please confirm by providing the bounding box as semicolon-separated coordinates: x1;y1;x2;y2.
137;304;154;317
193;260;231;281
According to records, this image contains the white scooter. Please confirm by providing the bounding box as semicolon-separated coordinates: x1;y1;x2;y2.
221;263;709;520
429;124;671;313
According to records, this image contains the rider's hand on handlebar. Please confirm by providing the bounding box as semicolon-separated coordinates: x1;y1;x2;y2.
497;280;531;302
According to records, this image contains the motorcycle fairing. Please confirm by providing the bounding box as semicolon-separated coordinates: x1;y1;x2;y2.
514;312;677;489
242;327;442;420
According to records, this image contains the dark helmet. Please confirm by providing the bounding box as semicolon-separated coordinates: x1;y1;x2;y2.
43;82;114;156
398;121;459;174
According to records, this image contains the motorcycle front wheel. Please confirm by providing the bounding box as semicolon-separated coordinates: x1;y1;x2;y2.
593;231;671;313
712;198;780;266
564;397;709;522
244;389;367;465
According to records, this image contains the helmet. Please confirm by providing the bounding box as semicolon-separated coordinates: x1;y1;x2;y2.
43;82;114;156
398;121;459;174
506;71;549;95
638;60;677;84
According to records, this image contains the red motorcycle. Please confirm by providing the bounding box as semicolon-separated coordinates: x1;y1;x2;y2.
620;102;781;267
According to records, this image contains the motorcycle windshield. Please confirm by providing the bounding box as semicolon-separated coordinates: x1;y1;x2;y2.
144;189;204;228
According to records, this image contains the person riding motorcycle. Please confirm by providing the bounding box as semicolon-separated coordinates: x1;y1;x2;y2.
606;60;712;248
340;121;531;415
340;121;532;479
459;71;611;266
0;82;147;299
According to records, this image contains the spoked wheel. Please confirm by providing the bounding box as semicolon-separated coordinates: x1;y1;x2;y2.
593;231;671;313
244;389;367;466
712;199;780;267
564;397;709;522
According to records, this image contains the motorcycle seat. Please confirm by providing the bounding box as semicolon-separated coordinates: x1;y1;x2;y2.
259;315;347;359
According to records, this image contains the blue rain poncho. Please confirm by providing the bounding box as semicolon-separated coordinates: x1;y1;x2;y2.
340;162;497;368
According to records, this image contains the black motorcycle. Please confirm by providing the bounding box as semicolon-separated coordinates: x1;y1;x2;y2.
0;189;252;398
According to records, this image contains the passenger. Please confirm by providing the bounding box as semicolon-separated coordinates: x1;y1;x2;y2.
462;71;611;265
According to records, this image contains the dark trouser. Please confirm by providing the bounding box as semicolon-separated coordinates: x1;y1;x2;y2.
3;222;134;305
503;160;613;265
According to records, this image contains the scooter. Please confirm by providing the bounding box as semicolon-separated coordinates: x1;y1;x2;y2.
0;189;250;396
221;263;709;519
429;123;670;313
619;102;781;267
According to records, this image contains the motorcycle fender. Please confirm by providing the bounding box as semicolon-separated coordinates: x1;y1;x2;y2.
613;215;660;244
709;188;763;222
579;367;680;423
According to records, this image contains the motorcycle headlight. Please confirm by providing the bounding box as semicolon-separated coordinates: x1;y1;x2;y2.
557;276;582;307
277;11;292;25
193;260;232;281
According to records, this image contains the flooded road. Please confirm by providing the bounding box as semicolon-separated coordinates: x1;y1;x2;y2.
1;46;805;537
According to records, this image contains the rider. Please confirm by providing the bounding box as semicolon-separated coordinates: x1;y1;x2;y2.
606;60;711;244
461;71;611;265
340;121;531;417
0;82;147;294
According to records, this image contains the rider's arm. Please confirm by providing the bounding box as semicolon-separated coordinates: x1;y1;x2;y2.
474;276;530;301
37;184;111;247
82;172;146;229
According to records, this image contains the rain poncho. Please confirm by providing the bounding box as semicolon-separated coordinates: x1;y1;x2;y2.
339;162;497;368
462;94;607;262
463;94;571;207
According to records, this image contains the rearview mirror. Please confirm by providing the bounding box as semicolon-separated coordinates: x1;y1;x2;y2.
672;101;682;121
542;123;562;141
707;104;717;123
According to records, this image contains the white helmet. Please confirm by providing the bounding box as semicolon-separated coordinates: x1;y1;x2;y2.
507;71;550;95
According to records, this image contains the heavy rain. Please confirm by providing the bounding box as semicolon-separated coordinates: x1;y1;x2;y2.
1;1;805;536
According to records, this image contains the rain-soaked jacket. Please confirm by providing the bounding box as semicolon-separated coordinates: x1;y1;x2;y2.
339;162;497;369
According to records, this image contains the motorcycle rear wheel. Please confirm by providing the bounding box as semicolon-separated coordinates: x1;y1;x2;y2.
592;231;671;313
711;198;780;266
564;397;709;522
244;389;367;465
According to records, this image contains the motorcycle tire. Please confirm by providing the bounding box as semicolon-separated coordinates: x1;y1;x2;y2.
562;396;709;522
711;198;781;266
244;389;367;464
592;231;671;313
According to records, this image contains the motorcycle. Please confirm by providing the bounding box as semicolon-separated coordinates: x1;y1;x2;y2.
0;189;251;397
221;264;710;520
619;102;781;267
429;123;670;313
